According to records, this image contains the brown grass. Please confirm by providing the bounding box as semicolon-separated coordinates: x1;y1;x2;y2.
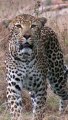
0;1;68;120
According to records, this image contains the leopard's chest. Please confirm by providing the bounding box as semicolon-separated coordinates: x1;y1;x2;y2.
16;59;44;91
7;56;46;91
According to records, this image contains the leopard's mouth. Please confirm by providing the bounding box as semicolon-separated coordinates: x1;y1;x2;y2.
19;42;33;55
19;42;33;50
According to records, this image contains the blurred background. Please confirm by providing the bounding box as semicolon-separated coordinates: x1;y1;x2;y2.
0;0;68;120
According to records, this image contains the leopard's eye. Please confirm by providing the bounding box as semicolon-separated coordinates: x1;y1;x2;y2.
15;24;22;28
31;24;36;28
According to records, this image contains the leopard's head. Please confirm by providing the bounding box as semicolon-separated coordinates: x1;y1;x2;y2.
4;14;47;59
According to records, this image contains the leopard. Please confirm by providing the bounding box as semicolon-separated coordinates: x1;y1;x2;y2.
3;14;68;120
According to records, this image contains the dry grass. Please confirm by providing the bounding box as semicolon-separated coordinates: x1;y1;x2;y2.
0;1;68;120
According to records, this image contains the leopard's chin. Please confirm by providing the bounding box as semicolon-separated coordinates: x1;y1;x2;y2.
20;48;32;55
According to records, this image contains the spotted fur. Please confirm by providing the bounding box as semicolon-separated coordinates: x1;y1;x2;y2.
4;14;68;120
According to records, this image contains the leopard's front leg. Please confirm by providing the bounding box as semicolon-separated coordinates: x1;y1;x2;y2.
32;79;47;120
6;68;23;120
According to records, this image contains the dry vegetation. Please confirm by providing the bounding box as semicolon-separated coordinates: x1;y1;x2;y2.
0;0;68;120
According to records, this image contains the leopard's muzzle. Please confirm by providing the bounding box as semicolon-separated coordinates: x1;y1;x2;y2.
19;42;33;55
19;42;33;50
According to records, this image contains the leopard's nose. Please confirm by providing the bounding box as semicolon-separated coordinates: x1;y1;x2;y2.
23;34;31;39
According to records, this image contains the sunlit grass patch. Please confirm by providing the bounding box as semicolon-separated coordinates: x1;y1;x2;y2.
47;95;59;111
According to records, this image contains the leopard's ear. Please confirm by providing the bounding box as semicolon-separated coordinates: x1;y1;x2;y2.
2;20;11;28
39;17;47;26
